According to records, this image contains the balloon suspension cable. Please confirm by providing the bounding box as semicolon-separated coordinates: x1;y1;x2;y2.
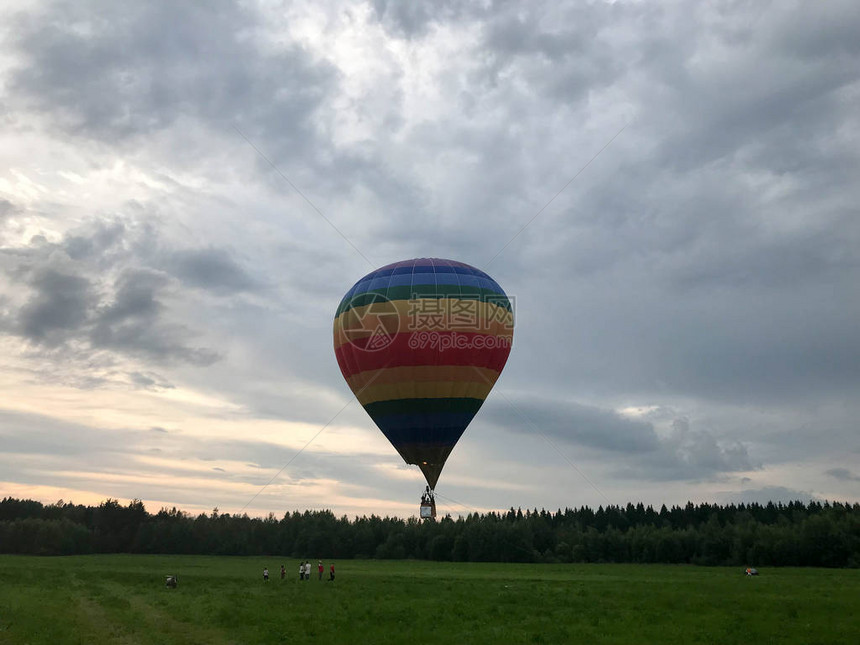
432;490;475;515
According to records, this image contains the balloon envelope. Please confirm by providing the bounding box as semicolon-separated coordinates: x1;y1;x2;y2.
333;258;513;488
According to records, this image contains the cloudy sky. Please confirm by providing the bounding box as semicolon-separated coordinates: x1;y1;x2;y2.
1;0;858;519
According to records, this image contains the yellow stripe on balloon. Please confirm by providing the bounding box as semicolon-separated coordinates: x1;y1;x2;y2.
333;298;514;350
356;380;496;406
346;365;501;392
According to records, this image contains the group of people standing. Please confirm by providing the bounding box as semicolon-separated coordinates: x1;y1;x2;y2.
298;560;335;581
263;561;335;582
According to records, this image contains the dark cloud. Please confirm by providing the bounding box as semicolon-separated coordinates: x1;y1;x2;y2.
2;217;222;367
63;220;126;262
485;399;757;482
167;247;258;294
617;418;758;482
370;0;465;38
90;268;220;365
8;0;336;163
479;3;624;103
484;397;660;454
826;468;860;483
17;267;94;343
97;268;166;324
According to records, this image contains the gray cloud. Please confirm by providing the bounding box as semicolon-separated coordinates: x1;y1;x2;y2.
8;0;337;169
90;268;220;365
1;0;858;513
129;371;174;391
166;248;258;294
486;399;757;482
63;220;127;263
484;397;660;454
716;486;818;505
618;418;758;482
826;468;860;483
17;266;94;343
370;0;465;38
0;408;412;513
1;216;224;368
0;198;16;219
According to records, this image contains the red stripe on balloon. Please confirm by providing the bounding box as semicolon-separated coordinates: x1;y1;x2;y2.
334;331;512;379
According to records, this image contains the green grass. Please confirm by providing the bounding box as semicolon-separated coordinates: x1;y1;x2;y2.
0;556;858;644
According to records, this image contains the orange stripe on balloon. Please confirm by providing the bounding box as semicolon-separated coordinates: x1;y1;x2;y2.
334;318;514;351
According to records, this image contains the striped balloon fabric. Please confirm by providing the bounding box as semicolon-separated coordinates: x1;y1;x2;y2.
333;258;514;489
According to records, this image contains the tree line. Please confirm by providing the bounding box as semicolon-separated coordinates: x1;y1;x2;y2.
1;497;858;567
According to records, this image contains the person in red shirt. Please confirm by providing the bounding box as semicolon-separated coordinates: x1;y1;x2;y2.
318;560;323;580
329;563;335;581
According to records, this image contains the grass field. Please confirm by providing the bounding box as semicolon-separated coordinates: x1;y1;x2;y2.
1;555;858;644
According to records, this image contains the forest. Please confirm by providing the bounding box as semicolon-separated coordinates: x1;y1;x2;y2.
1;497;858;567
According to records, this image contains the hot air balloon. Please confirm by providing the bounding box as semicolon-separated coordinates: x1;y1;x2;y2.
333;258;514;517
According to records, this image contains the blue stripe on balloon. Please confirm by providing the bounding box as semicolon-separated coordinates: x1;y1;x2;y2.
371;412;478;434
338;260;512;316
456;274;481;287
369;276;391;290
361;263;498;281
385;273;415;288
349;275;506;296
